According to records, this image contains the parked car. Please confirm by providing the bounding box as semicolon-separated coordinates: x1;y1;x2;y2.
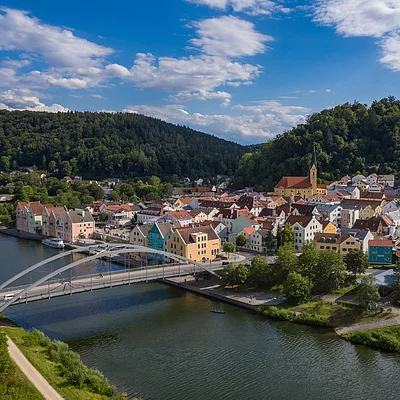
379;286;393;297
222;261;230;266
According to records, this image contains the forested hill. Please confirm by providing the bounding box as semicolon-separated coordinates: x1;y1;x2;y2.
0;110;246;179
232;97;400;191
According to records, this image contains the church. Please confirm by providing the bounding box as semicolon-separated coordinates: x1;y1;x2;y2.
274;145;327;198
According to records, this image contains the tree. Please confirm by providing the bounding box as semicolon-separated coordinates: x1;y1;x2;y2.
48;160;56;172
88;183;104;200
0;156;10;171
274;242;298;283
344;250;370;277
221;263;249;287
297;241;320;285
357;275;380;310
284;272;310;305
313;251;346;293
236;234;247;250
59;161;72;177
392;260;400;305
223;242;236;259
265;230;277;254
280;224;295;246
249;255;272;289
99;212;109;223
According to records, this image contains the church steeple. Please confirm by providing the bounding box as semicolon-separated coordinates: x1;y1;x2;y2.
311;143;317;169
310;144;317;195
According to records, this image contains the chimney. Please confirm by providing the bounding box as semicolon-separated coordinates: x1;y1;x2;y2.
81;210;85;217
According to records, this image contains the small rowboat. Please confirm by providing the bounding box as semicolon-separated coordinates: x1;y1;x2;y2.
210;309;225;314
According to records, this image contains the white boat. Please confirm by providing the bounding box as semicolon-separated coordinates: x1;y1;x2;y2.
42;237;65;249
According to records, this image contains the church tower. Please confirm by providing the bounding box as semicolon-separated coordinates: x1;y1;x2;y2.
310;144;317;195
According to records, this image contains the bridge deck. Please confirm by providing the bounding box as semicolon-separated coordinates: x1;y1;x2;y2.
0;264;223;306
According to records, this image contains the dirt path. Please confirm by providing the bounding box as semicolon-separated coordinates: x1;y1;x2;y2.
7;336;63;400
335;317;400;336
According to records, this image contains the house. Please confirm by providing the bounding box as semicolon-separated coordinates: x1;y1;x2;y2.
172;197;193;209
235;195;264;217
321;221;337;234
383;199;400;215
249;229;274;253
378;175;395;188
354;180;369;192
195;220;228;240
314;204;342;225
290;204;321;218
368;240;393;265
379;215;396;236
340;207;360;229
190;207;219;221
104;204;135;227
352;175;366;185
307;193;341;204
214;208;254;233
136;207;165;225
274;145;321;198
16;202;57;234
130;224;152;247
314;233;361;254
159;210;193;227
147;222;173;262
352;218;383;237
67;210;95;243
230;215;261;235
42;206;67;237
285;215;323;251
235;227;256;249
189;210;208;224
366;174;379;186
340;229;374;254
341;175;351;184
167;225;220;263
368;183;384;193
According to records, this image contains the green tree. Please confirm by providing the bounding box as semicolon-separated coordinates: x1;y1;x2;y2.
314;251;346;293
275;242;297;283
99;212;109;222
284;272;310;305
0;156;10;171
88;183;104;200
265;230;277;254
249;255;272;289
280;224;295;246
297;241;320;285
48;160;56;172
59;161;72;177
236;234;247;250
357;275;380;311
223;242;236;259
344;249;370;277
221;263;249;287
148;176;161;187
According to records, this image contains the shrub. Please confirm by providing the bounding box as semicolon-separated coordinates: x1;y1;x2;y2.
0;332;14;379
260;306;293;321
67;368;88;389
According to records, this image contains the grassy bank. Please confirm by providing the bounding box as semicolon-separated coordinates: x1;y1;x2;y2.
259;301;394;328
3;328;129;400
343;326;400;353
0;331;43;399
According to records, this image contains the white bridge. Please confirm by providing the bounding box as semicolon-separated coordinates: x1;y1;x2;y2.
0;244;224;313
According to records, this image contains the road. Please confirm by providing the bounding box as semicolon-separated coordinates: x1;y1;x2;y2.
7;336;63;400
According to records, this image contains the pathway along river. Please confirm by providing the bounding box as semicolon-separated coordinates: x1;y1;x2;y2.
2;234;400;400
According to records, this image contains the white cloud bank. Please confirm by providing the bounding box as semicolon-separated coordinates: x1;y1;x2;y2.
314;0;400;71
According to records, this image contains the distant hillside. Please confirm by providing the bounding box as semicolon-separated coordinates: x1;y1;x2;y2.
232;97;400;191
0;110;246;179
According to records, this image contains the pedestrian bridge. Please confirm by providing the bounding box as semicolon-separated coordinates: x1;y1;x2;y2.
0;244;222;313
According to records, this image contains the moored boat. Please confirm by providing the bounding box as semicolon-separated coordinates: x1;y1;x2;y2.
210;309;225;314
42;237;65;249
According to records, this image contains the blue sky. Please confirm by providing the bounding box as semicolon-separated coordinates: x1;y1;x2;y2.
1;0;400;144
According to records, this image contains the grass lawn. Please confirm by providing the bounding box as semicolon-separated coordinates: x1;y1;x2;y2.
259;300;394;328
0;358;44;399
343;325;400;353
3;328;120;400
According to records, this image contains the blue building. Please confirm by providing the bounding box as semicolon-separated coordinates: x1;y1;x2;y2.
368;240;393;265
147;222;173;262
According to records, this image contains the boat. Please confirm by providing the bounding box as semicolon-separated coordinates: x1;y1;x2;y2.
210;309;225;314
42;237;65;249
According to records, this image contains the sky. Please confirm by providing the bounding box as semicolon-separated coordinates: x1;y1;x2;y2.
0;1;400;145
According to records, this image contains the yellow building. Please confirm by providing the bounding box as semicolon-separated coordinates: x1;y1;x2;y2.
167;225;220;263
314;233;361;255
321;221;337;234
274;145;326;198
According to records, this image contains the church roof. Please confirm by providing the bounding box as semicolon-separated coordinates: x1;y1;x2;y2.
275;176;311;190
311;144;317;169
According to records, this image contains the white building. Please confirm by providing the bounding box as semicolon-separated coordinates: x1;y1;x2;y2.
285;215;323;251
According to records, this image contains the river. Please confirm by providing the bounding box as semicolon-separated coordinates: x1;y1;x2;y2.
1;234;400;400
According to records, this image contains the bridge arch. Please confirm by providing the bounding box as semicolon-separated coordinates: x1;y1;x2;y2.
0;245;220;312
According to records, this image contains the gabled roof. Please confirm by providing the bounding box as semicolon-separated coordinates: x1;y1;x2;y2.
175;225;219;244
275;176;311;189
369;240;393;247
241;227;256;236
352;218;382;232
154;222;173;238
168;210;193;220
285;215;315;228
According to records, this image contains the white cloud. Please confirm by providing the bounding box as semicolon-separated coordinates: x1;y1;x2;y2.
129;53;261;92
168;90;232;105
0;7;113;68
90;94;104;99
314;0;400;38
123;100;310;142
314;0;400;71
186;0;289;16
380;33;400;72
0;89;69;112
190;16;273;58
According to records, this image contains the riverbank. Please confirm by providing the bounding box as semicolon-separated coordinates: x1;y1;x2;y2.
163;276;400;354
2;327;128;400
0;228;45;241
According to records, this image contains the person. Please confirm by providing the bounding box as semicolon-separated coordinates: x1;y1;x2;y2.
99;273;103;278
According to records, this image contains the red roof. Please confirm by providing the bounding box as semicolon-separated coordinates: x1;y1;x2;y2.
369;240;393;247
275;176;311;189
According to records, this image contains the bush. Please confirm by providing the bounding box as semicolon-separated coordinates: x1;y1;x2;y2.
284;272;310;305
0;332;14;379
295;312;332;327
259;306;293;321
67;368;88;389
